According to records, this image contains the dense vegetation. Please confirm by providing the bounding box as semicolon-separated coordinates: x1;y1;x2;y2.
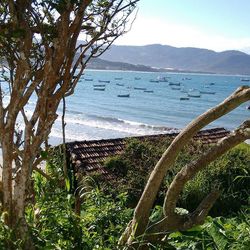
104;139;250;216
0;139;249;249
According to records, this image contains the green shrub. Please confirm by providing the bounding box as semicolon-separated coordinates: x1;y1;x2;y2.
167;207;250;250
103;139;249;215
103;138;172;206
181;143;250;216
25;157;132;249
105;156;128;177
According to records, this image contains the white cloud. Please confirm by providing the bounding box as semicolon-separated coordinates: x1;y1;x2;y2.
115;16;250;52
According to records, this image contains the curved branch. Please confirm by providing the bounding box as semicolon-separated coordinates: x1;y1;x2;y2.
146;120;249;237
125;86;250;241
163;120;250;216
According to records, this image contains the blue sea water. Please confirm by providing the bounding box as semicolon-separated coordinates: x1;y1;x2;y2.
48;70;249;144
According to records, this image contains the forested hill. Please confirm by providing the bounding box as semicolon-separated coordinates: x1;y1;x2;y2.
98;44;250;75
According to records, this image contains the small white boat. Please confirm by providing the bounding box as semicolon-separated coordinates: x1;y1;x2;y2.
180;89;188;93
188;93;201;98
188;89;201;98
157;76;169;82
171;87;181;90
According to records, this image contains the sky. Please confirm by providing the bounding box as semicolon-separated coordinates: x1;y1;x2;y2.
115;0;250;53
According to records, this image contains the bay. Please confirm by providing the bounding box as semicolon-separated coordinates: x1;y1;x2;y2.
49;70;250;144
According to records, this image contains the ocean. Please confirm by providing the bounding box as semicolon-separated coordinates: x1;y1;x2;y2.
1;70;250;146
48;70;249;145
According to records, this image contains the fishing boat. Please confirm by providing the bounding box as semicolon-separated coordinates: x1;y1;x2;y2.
134;87;147;90
241;78;250;82
169;82;181;86
188;89;201;98
171;87;181;90
188;93;201;98
188;92;201;98
117;94;130;98
93;84;105;87
200;91;216;94
180;97;189;100
98;80;110;83
180;89;188;93
157;76;168;82
144;90;154;93
94;87;105;91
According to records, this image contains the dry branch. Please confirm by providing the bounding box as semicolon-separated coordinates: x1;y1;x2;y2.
120;86;250;245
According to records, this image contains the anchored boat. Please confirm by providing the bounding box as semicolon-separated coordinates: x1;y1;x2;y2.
200;91;216;94
98;80;110;83
134;87;147;90
94;87;105;91
117;94;130;98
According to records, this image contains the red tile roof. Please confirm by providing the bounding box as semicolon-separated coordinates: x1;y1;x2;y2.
66;127;230;178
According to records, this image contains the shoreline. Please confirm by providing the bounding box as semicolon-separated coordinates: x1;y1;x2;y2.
85;68;250;77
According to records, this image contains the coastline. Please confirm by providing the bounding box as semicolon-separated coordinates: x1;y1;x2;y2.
85;68;250;77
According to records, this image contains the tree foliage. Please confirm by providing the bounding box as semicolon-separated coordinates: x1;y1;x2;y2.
0;0;138;244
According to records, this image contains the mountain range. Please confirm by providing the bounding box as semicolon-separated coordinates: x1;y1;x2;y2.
92;44;250;75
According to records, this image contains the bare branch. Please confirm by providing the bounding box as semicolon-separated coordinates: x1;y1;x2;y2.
163;120;250;216
122;86;250;244
181;190;221;230
33;165;52;181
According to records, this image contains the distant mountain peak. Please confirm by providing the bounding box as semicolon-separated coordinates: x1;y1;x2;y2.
99;44;250;75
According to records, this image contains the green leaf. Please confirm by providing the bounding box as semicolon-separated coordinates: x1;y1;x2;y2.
41;150;48;159
168;231;183;239
206;220;229;250
65;178;70;192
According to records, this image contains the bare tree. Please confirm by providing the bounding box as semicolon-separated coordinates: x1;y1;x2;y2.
119;86;250;247
0;0;138;239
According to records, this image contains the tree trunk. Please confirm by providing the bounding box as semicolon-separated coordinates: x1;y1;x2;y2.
2;133;13;226
12;156;35;249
